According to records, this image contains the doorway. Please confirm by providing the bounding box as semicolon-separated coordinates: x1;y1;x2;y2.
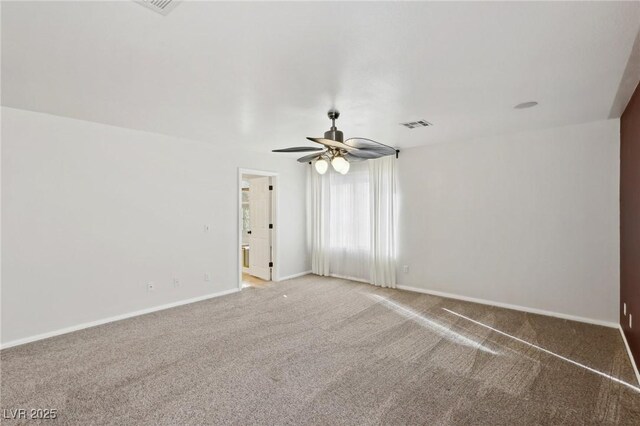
238;169;277;289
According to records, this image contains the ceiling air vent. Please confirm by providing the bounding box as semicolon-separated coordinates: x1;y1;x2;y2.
135;0;181;16
400;120;432;129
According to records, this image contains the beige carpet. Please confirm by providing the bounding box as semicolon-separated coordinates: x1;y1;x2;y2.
1;275;639;425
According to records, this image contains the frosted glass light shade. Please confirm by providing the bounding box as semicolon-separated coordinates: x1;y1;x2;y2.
331;156;348;174
339;159;350;174
315;158;328;174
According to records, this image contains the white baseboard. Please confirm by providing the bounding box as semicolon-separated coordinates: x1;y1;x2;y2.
276;270;312;282
619;325;640;385
397;285;618;329
306;272;371;284
0;288;240;350
327;273;371;284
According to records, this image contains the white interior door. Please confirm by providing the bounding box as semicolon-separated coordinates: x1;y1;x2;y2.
248;177;272;280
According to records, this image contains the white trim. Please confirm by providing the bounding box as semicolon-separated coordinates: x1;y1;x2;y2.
313;272;393;287
239;168;279;177
619;325;640;385
397;285;618;328
0;288;239;350
329;273;371;284
275;270;312;282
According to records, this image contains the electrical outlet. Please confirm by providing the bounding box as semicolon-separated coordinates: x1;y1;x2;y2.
173;278;180;288
624;302;627;316
403;265;409;273
630;314;633;329
147;283;155;292
204;224;210;232
204;273;211;282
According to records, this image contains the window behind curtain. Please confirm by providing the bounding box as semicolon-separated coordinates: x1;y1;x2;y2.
328;162;371;281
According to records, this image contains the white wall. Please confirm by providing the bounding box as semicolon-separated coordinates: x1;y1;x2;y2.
1;108;621;345
1;107;310;345
397;119;620;324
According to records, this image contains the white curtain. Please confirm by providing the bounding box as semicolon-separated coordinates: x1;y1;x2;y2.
309;166;330;276
309;156;397;288
328;161;371;281
368;156;397;287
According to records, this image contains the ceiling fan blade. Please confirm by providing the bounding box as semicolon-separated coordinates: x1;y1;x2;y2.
344;138;396;156
307;137;355;151
297;152;325;163
272;147;324;153
345;149;385;159
343;153;368;162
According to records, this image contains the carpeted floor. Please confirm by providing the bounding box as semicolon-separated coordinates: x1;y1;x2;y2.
1;275;639;425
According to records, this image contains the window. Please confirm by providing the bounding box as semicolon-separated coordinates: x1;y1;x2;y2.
310;156;397;287
327;162;371;281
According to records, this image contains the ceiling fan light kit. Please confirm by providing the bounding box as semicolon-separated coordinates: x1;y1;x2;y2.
272;110;399;174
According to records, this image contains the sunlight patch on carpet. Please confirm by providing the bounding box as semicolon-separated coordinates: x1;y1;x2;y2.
369;294;498;355
442;308;640;393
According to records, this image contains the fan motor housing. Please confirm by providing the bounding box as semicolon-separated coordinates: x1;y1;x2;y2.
324;129;344;142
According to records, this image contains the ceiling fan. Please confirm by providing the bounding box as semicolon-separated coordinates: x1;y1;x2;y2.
272;110;398;175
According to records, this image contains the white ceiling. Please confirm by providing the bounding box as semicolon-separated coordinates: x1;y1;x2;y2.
2;1;640;153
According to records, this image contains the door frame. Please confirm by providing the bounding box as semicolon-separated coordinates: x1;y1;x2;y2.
238;168;278;290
